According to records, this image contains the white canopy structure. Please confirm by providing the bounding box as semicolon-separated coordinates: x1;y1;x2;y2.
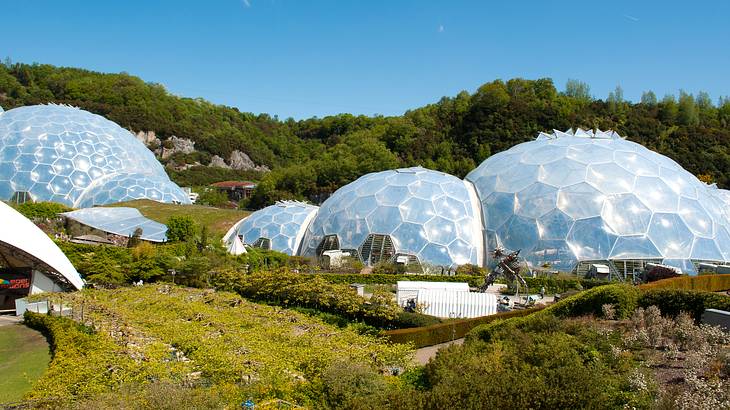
62;207;168;242
227;235;248;256
0;201;82;313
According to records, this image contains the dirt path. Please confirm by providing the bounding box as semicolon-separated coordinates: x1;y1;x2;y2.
414;338;464;365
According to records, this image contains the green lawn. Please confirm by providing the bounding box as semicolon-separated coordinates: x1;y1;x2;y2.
106;199;250;238
0;323;51;404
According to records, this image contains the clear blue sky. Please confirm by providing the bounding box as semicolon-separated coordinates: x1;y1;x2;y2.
5;0;730;119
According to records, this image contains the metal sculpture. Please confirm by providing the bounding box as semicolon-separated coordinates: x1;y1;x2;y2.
480;248;530;302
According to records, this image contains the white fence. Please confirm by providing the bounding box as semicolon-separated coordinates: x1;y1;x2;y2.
396;281;469;306
416;290;497;319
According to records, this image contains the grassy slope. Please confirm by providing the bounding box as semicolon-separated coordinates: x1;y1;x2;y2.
0;324;50;404
106;199;249;238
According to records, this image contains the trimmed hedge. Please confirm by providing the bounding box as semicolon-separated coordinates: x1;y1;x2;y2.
469;284;639;343
638;274;730;292
314;273;608;291
313;273;484;287
547;283;640;319
639;289;730;320
382;307;545;348
522;276;608;293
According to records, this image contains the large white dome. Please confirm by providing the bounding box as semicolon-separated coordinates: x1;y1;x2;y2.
300;167;484;268
466;129;730;274
0;104;190;207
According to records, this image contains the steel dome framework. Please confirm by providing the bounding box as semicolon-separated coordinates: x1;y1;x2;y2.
0;104;190;207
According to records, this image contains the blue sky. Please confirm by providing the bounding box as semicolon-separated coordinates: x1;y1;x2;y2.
4;0;730;119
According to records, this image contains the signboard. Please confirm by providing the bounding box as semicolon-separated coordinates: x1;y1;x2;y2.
0;268;32;310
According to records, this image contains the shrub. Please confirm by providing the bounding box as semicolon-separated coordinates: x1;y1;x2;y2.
314;273;484;287
392;311;443;329
548;284;640;319
638;289;730;321
372;262;408;275
385;307;544;348
166;215;197;242
15;201;71;220
639;274;730;292
454;264;486;276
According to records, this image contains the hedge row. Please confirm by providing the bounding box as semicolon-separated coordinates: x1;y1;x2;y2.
469;284;639;343
639;274;730;292
312;273;484;287
382;307;545;348
639;289;730;320
313;273;607;291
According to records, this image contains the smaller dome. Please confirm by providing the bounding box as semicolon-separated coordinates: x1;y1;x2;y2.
224;201;319;255
300;166;485;268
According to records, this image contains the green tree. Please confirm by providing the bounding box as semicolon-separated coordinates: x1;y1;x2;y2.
166;216;197;242
564;79;592;102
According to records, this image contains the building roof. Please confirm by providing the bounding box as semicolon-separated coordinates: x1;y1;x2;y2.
211;181;257;189
62;207;168;242
0;201;83;290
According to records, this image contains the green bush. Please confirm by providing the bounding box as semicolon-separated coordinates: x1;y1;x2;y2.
165;215;198;242
14;201;71;219
639;274;730;292
392;311;443;329
372;262;408;275
314;273;484;287
548;284;640;319
638;289;730;320
469;284;639;344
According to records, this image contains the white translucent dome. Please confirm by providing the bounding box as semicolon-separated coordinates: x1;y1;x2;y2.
301;167;484;268
224;201;319;255
0;105;190;207
466;129;730;274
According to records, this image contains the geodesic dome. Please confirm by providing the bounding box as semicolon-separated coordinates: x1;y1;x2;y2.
300;167;484;268
0;104;190;207
466;129;730;274
224;200;319;255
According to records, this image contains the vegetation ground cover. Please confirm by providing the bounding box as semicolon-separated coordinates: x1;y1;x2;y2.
0;324;50;404
27;285;412;408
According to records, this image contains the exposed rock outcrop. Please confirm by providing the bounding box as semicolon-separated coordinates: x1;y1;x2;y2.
228;150;270;172
209;155;231;169
161;136;196;159
135;130;161;149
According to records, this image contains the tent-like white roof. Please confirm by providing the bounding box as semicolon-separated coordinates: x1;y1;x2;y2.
0;201;83;290
62;207;168;242
227;235;248;256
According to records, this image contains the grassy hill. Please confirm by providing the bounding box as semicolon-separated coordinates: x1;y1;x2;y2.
106;199;249;237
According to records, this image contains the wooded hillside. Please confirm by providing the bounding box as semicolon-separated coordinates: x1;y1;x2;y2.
2;61;729;209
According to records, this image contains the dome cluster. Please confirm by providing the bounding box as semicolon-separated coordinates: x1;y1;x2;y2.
0;104;190;207
228;129;730;275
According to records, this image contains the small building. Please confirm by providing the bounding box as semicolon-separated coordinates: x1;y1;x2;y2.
211;181;257;202
396;281;470;307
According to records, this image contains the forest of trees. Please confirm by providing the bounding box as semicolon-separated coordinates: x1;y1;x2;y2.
2;60;730;209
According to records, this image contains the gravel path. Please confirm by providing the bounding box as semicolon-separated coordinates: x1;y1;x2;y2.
414;338;464;365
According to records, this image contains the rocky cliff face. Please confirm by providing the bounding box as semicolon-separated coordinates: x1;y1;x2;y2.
135;130;269;173
208;150;269;172
161;136;196;159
